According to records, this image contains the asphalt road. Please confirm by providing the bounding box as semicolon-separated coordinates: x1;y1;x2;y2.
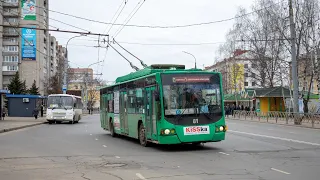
0;115;319;180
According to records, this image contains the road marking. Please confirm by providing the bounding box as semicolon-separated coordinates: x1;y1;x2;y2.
115;156;120;159
271;168;291;175
103;145;107;147
95;138;98;141
289;132;296;134
136;173;146;180
90;134;92;136
229;130;320;146
219;152;230;156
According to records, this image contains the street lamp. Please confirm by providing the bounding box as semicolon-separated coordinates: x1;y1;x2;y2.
85;61;103;110
63;34;86;94
182;51;197;69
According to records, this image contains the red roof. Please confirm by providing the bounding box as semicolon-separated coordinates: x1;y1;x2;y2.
205;49;250;70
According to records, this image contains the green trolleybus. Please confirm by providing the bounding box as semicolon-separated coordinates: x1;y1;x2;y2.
100;64;227;146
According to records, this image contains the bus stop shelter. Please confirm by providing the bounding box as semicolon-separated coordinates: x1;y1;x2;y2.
6;94;46;117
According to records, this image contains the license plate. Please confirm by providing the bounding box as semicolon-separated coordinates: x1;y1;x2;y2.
184;126;210;135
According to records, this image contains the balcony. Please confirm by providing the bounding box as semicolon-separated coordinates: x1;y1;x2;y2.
3;31;19;37
2;2;19;7
3;21;19;26
2;41;19;46
2;51;19;56
3;11;19;17
2;71;18;76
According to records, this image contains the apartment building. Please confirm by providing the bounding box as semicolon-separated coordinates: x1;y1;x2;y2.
0;0;50;95
205;49;259;94
289;53;320;96
49;34;58;77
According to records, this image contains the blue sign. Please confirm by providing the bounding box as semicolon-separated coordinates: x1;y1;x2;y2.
176;109;181;115
21;27;36;61
62;85;67;91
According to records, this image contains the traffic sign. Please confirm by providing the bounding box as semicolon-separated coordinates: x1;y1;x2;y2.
62;85;67;91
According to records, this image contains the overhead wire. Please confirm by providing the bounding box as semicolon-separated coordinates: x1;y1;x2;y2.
0;5;103;79
26;0;285;29
115;41;226;46
98;0;128;76
0;24;108;36
103;0;127;34
113;0;146;38
107;42;140;71
113;39;147;67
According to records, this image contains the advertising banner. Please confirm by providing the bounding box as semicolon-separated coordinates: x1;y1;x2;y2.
21;0;36;20
21;27;36;61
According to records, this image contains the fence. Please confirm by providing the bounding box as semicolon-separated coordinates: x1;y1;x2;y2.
227;110;320;128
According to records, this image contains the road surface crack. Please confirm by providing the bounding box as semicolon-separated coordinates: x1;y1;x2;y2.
81;173;91;180
99;170;124;180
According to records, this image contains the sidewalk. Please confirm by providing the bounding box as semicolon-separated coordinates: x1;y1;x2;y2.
0;116;46;133
226;115;320;129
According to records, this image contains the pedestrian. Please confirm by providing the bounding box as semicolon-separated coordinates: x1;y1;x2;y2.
2;107;6;120
40;104;44;117
33;107;39;119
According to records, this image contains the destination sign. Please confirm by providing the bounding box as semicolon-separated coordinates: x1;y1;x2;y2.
172;76;210;83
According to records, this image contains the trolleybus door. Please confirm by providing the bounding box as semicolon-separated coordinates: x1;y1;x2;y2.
145;86;157;140
120;92;129;134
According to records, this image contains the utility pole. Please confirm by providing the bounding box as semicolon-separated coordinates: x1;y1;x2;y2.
63;35;86;94
288;0;300;120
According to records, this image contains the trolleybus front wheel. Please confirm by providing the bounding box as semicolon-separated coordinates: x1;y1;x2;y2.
138;123;148;147
109;121;116;137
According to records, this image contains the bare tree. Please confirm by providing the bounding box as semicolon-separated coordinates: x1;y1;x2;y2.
231;2;288;88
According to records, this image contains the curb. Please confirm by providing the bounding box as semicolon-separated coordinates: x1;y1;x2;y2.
0;122;46;134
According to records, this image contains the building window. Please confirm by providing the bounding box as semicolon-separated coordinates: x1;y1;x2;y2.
252;81;256;86
5;66;18;71
244;73;248;77
4;28;17;34
4;8;18;14
245;82;249;86
3;38;17;43
244;64;248;68
251;73;256;78
3;46;18;52
4;56;19;62
7;18;18;23
4;0;18;3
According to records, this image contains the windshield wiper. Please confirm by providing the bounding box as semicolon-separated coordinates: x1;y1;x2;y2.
59;104;67;110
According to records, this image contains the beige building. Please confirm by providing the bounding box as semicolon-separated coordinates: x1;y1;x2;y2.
68;68;101;108
205;49;259;94
289;54;320;95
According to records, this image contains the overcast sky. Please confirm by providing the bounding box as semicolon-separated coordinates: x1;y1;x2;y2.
49;0;254;82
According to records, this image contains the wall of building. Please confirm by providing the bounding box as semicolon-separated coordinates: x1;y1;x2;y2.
1;0;66;96
0;0;49;95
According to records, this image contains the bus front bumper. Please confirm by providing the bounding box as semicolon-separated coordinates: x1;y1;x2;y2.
46;115;74;122
157;132;226;145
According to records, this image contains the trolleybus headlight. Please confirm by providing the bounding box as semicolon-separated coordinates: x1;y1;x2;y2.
161;128;176;135
219;126;224;131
